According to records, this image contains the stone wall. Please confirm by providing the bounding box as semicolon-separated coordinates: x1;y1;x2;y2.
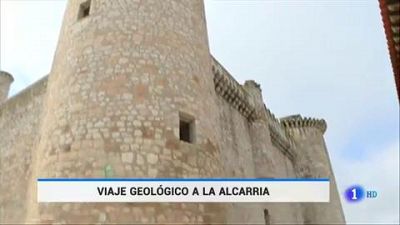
282;116;346;224
215;94;259;223
212;59;304;224
0;76;47;223
0;65;345;225
0;0;345;224
25;0;227;223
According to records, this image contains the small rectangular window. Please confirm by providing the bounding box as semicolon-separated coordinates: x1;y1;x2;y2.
179;112;195;143
78;0;91;20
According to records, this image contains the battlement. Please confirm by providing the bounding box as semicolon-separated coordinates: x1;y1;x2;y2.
281;115;327;134
0;0;345;223
264;106;295;159
211;56;257;121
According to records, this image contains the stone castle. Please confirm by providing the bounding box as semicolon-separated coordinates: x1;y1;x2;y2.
0;0;345;224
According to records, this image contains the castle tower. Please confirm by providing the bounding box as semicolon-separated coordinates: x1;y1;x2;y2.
282;116;346;224
27;0;225;223
0;71;14;103
243;81;304;224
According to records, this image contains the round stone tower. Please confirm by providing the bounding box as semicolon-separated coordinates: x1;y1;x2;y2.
0;71;14;103
27;0;225;223
281;116;345;224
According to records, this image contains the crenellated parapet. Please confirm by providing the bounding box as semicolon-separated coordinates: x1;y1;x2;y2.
264;106;295;159
281;115;327;134
211;56;256;121
280;115;345;223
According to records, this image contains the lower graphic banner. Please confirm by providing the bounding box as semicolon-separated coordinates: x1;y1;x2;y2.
37;178;330;203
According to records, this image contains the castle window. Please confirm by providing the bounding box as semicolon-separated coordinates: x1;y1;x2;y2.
78;0;91;20
264;209;271;225
179;112;195;143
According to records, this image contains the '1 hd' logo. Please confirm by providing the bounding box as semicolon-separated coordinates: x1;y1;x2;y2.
344;185;378;203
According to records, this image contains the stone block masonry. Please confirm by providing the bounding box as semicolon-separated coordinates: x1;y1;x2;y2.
0;0;345;224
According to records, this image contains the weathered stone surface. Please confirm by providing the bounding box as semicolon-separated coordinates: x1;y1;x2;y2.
121;152;134;164
0;0;344;224
0;71;14;103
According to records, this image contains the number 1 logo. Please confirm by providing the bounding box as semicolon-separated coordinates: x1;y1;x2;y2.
351;188;357;200
345;185;364;202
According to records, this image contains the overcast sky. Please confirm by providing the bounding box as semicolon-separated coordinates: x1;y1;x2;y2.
1;0;399;224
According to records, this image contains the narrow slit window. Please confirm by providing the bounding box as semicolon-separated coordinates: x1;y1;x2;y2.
263;209;271;225
179;113;195;143
78;0;91;20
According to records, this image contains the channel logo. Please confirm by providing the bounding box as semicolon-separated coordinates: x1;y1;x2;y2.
344;185;378;203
